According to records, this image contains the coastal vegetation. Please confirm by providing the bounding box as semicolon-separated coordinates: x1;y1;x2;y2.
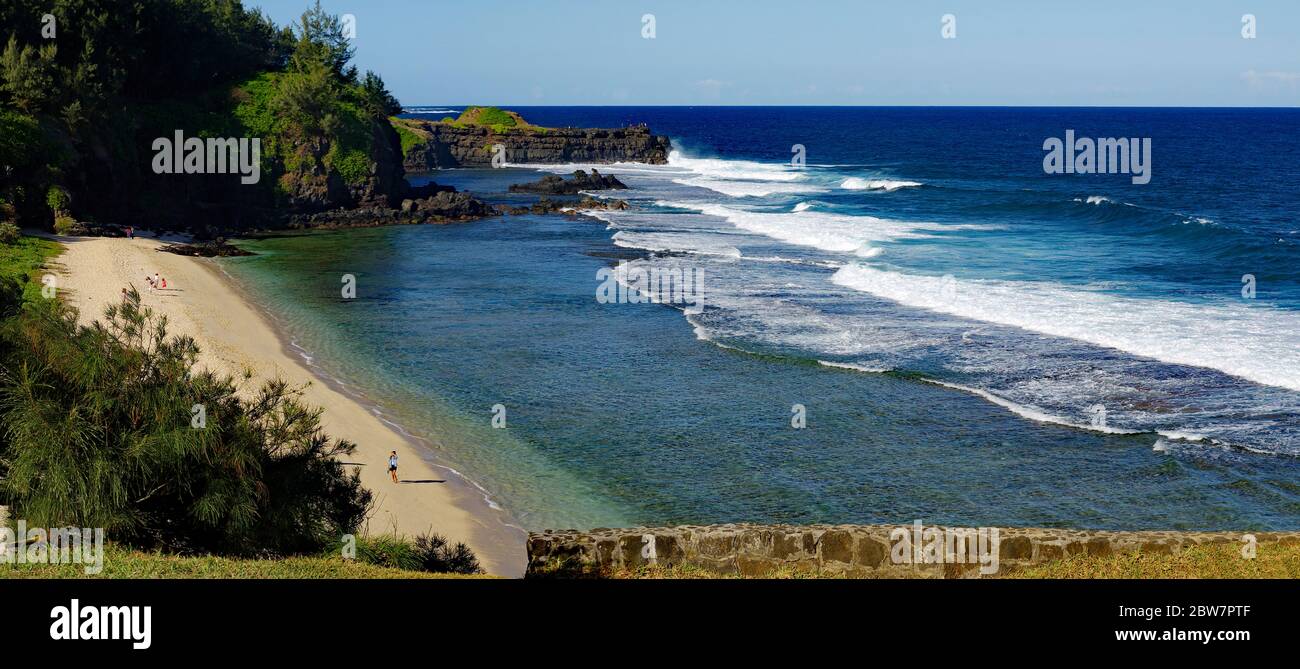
441;105;545;133
0;2;484;576
0;284;374;555
0;260;483;574
389;106;551;162
0;234;59;303
0;0;408;233
2;542;491;579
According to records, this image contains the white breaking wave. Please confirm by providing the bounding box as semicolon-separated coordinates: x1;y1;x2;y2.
793;202;814;212
672;177;825;198
841;177;922;191
1074;195;1135;207
504;161;682;176
611;230;742;258
817;360;892;373
831;263;1300;392
820;361;1228;442
667;151;804;181
924;379;1143;435
663;201;994;257
672;202;928;254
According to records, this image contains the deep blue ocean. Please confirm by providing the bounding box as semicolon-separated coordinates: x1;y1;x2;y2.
223;107;1300;532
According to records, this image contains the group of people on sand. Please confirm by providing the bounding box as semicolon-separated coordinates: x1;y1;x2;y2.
144;271;167;292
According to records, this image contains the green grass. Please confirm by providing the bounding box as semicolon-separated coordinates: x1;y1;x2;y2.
0;544;493;579
392;119;428;157
1003;542;1300;579
0;235;62;303
433;106;550;134
457;106;519;128
599;542;1300;579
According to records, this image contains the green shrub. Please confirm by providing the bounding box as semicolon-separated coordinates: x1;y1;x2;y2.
393;123;426;157
356;535;422;571
52;214;83;235
329;147;371;185
355;532;481;574
0;235;60;306
0;290;374;555
45;186;71;213
413;532;482;574
0;223;20;244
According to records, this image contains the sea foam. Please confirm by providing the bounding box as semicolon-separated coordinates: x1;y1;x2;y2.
830;263;1300;392
841;177;922;191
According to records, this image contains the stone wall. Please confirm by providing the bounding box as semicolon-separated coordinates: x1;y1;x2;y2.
526;523;1300;578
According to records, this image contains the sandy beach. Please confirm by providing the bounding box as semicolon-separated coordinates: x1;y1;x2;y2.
49;234;525;577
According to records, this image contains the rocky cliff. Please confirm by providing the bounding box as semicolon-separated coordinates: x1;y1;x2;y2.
397;120;671;170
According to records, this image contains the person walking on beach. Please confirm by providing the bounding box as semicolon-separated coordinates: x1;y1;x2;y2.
388;451;399;483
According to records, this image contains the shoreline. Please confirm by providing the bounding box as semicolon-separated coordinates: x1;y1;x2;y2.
50;233;527;577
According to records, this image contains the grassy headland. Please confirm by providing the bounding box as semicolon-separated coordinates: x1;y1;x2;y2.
390;105;552;155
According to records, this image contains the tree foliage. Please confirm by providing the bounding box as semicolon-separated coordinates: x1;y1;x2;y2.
0;0;405;229
0;36;58;114
361;70;403;117
0;287;372;554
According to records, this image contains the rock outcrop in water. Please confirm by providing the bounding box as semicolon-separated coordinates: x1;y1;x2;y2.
500;196;629;216
286;185;496;229
508;170;627;194
395;115;670;170
158;239;255;257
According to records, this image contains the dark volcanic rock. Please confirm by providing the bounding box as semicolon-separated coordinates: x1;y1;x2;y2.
399;190;496;217
509;169;627;195
281;117;408;211
158;239;254;257
404;181;458;199
401;122;670;170
287;190;496;229
500;195;629;216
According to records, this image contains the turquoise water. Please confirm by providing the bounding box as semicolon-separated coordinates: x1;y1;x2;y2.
222;107;1300;532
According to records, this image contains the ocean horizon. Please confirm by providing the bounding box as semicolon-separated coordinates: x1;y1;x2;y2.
221;105;1300;534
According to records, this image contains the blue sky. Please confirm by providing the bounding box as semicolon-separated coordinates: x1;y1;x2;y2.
251;0;1300;106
